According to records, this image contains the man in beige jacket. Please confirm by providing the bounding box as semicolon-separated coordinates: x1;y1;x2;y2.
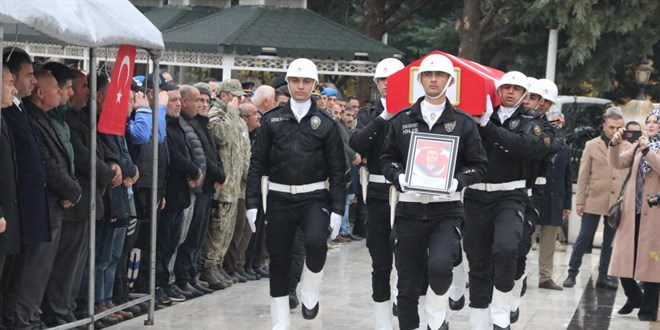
562;108;626;289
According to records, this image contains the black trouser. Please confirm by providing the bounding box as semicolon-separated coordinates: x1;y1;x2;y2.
132;188;164;293
393;210;462;330
114;216;139;302
175;193;212;286
42;217;88;319
366;198;393;303
352;191;367;237
3;202;64;330
515;203;537;280
156;208;184;287
289;228;305;292
464;189;525;308
246;204;267;270
266;194;330;298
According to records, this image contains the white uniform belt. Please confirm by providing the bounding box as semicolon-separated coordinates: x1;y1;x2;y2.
469;180;526;192
535;177;547;185
527;189;533;197
268;181;327;194
368;174;390;184
398;192;461;204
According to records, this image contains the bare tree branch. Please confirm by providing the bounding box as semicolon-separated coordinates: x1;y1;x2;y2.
384;0;431;32
480;0;503;31
481;21;515;43
383;0;406;21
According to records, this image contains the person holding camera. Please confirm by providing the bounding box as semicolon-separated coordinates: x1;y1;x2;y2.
607;108;660;321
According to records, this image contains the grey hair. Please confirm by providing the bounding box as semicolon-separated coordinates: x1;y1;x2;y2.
252;85;275;105
604;106;623;121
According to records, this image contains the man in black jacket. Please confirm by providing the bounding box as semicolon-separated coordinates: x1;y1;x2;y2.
175;85;220;294
1;48;49;330
23;69;82;329
0;65;20;329
349;57;404;328
380;54;488;330
464;71;553;329
157;86;203;304
246;58;346;328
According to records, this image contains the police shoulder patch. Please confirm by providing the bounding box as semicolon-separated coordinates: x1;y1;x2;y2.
533;124;542;136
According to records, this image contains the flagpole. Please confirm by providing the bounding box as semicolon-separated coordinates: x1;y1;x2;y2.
88;47;98;330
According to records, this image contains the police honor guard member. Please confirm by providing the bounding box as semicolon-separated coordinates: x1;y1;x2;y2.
509;77;561;322
246;58;347;330
349;57;404;329
380;54;488;330
464;71;554;330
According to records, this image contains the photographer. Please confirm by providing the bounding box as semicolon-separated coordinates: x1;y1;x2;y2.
607;107;660;322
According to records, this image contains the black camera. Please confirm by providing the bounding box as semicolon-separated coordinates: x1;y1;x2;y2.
647;194;660;207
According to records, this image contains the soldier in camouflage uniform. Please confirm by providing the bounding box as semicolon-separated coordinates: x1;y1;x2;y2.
199;79;251;287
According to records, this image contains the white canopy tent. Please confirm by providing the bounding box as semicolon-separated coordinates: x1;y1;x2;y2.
1;1;164;328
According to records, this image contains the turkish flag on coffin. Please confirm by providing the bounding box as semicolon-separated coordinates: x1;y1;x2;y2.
386;50;505;116
98;45;136;135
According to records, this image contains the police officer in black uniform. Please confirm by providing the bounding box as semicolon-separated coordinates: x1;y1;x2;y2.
246;58;346;330
349;57;404;329
464;71;553;330
380;54;488;330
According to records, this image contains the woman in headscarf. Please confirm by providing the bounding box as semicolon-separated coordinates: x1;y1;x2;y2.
607;108;660;321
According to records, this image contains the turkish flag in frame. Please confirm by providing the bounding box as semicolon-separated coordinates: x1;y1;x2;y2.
98;45;136;135
386;50;505;116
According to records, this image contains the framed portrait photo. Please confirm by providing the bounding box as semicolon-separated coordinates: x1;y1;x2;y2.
403;132;459;195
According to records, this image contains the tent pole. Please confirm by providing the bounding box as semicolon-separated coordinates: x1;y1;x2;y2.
87;47;98;330
145;51;161;326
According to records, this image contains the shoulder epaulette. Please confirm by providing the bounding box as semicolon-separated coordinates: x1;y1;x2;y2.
261;104;286;119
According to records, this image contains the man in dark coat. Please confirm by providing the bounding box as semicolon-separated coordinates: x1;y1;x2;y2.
0;65;21;328
18;69;82;330
538;113;573;290
1;47;48;330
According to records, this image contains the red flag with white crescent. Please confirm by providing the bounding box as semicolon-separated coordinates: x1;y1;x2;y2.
98;45;136;135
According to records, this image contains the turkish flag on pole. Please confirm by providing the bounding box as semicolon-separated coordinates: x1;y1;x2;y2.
98;45;136;135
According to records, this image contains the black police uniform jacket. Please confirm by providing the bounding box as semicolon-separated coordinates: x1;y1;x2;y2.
380;97;488;219
476;105;554;184
349;99;390;200
246;99;347;215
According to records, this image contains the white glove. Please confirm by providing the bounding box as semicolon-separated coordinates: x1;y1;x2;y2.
447;178;459;196
480;95;494;127
329;212;342;239
379;110;392;121
398;173;408;192
246;208;257;233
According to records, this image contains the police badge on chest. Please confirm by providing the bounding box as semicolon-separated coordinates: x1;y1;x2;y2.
311;116;321;130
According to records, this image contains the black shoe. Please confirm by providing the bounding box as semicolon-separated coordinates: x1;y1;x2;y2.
302;302;319;319
93;320;106;329
289;291;299;309
123;303;142;315
228;271;248;283
493;324;511;329
137;301;150;313
449;295;465;310
563;275;576;288
180;282;205;297
510;307;520;323
219;268;238;284
155;287;172;306
255;265;269;278
171;283;194;299
521;277;527;297
427;320;449;330
539;279;563;290
191;281;214;294
245;267;261;280
347;234;363;241
42;314;67;327
237;268;257;281
638;314;657;321
163;285;186;302
596;277;618;290
62;313;78;323
618;298;642;314
392;302;398;317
